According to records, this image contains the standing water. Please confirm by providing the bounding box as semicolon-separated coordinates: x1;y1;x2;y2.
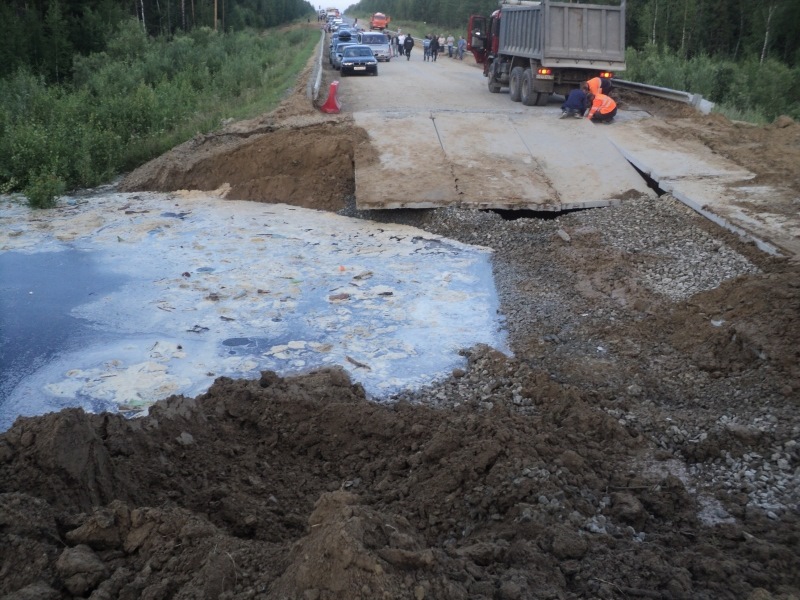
0;193;507;431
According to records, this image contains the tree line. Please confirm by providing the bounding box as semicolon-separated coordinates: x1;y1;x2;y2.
0;0;316;82
346;0;800;66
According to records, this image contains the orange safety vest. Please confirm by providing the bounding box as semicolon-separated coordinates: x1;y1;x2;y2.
586;94;617;119
586;77;602;96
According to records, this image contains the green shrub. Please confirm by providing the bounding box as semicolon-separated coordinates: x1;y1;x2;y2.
25;169;66;208
625;46;800;124
0;21;319;203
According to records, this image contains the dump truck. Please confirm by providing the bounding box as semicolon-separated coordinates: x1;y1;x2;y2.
468;0;626;106
370;12;390;31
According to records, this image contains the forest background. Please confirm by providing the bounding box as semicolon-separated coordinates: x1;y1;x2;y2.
1;0;798;207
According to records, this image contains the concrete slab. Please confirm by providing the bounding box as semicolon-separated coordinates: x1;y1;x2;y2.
355;111;654;211
508;115;656;208
436;112;557;209
354;112;459;208
607;122;800;259
606;123;754;181
665;181;800;257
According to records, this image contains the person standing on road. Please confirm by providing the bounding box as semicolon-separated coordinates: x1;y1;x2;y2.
446;34;455;58
423;35;431;61
457;36;466;60
430;35;440;61
403;34;414;60
585;93;617;123
398;33;406;57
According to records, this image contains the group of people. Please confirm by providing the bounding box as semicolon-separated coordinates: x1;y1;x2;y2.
389;32;411;58
560;76;618;123
389;32;415;60
421;34;453;61
388;32;468;61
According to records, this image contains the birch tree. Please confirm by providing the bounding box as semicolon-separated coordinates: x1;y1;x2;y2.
760;0;780;64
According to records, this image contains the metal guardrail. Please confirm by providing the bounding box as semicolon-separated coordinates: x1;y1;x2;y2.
612;79;715;114
308;29;326;102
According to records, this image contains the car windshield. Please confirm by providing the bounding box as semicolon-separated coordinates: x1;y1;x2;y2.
362;35;386;44
345;48;373;57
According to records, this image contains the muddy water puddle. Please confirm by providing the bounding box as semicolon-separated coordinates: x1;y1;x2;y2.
0;193;506;430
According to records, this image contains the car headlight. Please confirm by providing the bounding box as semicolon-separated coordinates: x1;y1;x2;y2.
343;61;353;66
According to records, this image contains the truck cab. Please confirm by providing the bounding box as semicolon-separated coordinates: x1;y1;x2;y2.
370;13;390;31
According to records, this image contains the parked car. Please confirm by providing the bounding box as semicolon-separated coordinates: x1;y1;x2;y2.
332;41;358;70
329;29;352;52
329;36;354;64
340;45;379;76
356;31;391;62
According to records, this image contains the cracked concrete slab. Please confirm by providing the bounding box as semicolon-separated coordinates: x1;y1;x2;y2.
608;122;800;258
354;110;653;210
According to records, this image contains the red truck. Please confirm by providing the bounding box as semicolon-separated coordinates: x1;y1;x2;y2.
468;0;626;106
370;12;390;31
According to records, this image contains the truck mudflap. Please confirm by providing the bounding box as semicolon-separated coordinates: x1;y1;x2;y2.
533;67;554;93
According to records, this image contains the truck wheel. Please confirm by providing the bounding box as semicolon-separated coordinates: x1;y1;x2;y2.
536;92;549;106
509;67;524;102
521;69;536;106
488;77;501;93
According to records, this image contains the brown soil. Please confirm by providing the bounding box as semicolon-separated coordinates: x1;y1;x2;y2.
2;43;800;600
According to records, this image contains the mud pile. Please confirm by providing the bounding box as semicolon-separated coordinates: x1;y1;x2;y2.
2;347;796;600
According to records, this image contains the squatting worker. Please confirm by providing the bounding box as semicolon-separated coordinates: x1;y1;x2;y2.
586;76;612;97
585;93;618;123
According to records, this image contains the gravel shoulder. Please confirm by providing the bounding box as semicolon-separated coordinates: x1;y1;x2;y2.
2;35;799;600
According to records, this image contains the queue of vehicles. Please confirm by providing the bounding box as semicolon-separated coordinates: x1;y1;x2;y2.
328;23;385;75
325;1;626;91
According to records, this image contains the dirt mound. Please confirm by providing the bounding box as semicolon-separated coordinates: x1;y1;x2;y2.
662;266;800;380
4;350;796;599
118;119;368;212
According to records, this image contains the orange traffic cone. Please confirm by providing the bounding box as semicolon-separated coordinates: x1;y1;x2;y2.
320;81;341;114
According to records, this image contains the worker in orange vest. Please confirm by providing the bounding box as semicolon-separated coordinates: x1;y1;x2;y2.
586;76;612;97
586;93;617;123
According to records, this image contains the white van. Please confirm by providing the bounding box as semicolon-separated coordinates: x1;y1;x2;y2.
357;32;391;62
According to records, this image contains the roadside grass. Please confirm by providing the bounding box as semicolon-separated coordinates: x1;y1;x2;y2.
0;20;319;208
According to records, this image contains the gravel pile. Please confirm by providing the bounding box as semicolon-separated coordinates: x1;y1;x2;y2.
343;192;799;523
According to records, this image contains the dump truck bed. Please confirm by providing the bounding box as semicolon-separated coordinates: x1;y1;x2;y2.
499;1;625;70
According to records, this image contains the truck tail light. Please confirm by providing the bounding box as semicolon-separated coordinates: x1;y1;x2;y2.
599;71;614;78
537;68;552;75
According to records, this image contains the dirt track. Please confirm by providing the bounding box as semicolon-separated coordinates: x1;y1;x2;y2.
2;28;800;600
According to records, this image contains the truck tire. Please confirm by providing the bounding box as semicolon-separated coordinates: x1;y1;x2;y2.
520;69;536;106
488;77;502;93
509;67;524;102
